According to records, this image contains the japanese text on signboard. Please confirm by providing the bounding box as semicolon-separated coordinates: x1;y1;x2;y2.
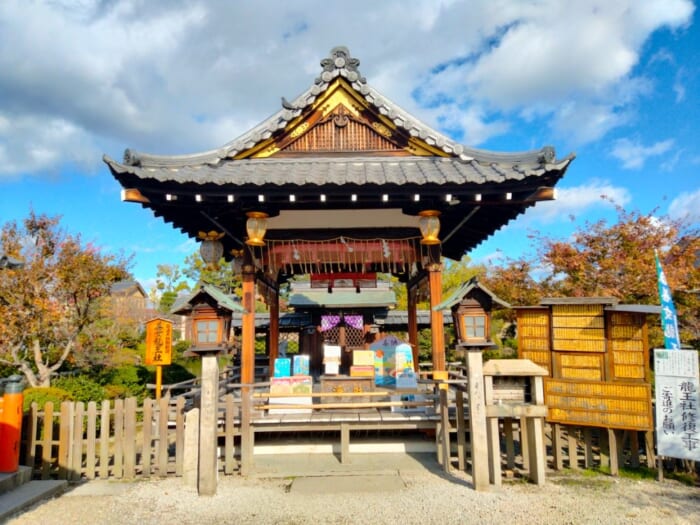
655;349;700;461
145;318;173;366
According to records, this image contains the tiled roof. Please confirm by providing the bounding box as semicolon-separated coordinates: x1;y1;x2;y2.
170;284;246;315
110;46;571;170
435;276;510;310
288;287;396;309
105;154;570;188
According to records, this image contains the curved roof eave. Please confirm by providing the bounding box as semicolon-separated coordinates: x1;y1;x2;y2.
116;46;573;170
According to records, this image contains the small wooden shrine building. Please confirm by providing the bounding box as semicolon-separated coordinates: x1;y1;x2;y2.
104;46;574;384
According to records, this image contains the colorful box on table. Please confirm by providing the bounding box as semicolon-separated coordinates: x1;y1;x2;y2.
370;336;414;387
269;375;313;414
323;344;342;375
353;350;375;366
273;357;291;378
350;365;375;378
293;354;310;376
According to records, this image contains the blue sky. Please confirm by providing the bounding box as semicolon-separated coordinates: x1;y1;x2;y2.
1;1;698;294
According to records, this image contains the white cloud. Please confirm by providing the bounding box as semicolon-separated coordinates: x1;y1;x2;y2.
0;0;695;178
668;188;700;223
610;138;675;169
521;180;631;225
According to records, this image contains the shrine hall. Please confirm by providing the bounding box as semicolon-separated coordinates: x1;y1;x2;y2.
104;46;575;384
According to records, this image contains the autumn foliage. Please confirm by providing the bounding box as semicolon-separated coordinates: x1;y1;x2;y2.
482;205;700;349
0;212;130;386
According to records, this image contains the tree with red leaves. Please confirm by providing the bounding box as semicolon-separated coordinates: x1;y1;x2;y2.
0;212;130;386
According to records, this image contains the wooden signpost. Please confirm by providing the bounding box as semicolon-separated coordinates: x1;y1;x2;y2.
145;318;173;400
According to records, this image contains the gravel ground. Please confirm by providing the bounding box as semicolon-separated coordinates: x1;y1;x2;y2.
7;467;700;525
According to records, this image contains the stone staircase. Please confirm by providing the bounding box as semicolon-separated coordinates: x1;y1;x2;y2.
0;467;67;521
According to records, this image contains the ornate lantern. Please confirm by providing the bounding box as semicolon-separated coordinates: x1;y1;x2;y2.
198;230;225;265
245;211;268;246
418;210;441;245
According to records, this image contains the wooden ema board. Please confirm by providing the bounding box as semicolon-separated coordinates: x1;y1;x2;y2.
551;304;605;352
554;353;604;381
608;312;647;381
517;308;551;372
545;378;653;431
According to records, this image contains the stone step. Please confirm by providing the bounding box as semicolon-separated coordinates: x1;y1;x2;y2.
0;480;68;522
0;466;33;495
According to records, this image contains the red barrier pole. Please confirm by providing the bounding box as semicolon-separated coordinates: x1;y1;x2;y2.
0;375;25;473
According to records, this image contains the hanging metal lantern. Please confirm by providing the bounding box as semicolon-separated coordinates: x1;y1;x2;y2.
418;210;441;245
245;211;268;246
198;230;225;265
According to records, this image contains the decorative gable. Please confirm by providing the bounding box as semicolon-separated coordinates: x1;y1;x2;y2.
242;78;445;159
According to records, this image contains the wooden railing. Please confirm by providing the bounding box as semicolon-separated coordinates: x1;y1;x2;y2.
22;397;187;481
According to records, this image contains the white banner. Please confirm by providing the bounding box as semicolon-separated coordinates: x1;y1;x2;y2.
654;349;700;461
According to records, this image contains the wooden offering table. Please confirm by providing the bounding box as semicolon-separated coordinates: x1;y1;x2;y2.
319;375;374;404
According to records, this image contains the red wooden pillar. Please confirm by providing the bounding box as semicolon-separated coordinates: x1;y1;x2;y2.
268;291;280;372
241;264;256;385
428;262;445;371
407;285;419;371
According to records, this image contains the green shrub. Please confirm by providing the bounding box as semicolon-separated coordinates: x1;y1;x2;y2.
23;387;73;412
53;375;106;403
161;363;196;384
97;364;149;401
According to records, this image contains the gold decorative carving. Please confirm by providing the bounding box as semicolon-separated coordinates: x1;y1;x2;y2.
290;122;310;138
372;122;392;137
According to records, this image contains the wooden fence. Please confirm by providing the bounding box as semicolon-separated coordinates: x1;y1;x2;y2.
21;388;660;483
22;396;196;480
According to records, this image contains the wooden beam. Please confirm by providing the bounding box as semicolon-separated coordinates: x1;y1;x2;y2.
428;263;445;371
407;286;418;370
269;291;280;372
241;264;256;386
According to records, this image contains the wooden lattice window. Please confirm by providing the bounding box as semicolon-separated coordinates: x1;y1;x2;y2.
462;313;487;341
321;314;365;348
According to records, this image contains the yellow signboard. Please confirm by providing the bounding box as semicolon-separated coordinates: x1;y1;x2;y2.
145;318;173;366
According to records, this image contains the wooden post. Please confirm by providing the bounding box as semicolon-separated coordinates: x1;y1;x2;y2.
484;375;501;485
551;423;564;470
439;387;451;474
504;419;516;471
155;366;162;400
407;286;419;371
428;263;445;371
240;389;253;476
242;263;256;386
466;349;489;490
583;427;594;468
269;290;280;374
198;352;219;496
526;376;546;485
607;428;620;475
183;408;200;488
520;417;530;472
456;390;467;471
142;399;152;477
567;426;579;469
644;430;656;468
41;402;54;480
224;394;235;475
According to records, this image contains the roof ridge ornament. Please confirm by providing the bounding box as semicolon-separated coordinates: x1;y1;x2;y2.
317;46;366;85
